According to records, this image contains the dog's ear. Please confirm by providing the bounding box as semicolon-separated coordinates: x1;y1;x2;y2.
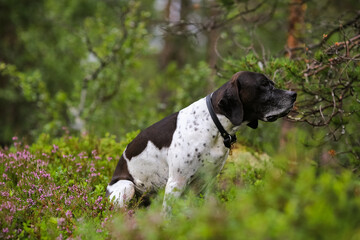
247;120;258;129
218;81;244;126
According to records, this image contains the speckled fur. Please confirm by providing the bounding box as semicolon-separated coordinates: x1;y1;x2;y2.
107;97;238;208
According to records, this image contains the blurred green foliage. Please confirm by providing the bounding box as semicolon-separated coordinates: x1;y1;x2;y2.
1;134;360;239
1;0;360;238
0;0;153;141
1;0;359;164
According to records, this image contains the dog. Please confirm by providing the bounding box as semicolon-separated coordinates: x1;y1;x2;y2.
106;71;297;211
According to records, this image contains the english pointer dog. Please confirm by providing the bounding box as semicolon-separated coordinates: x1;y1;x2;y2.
106;71;297;211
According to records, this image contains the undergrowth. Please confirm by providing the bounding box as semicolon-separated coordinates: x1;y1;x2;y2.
1;131;360;239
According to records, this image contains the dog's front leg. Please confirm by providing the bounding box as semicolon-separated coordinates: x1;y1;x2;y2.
106;180;135;207
162;176;187;215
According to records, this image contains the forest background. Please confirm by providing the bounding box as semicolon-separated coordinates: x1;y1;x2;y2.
1;0;360;239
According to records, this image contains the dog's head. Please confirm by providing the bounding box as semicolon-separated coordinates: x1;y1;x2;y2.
212;71;297;129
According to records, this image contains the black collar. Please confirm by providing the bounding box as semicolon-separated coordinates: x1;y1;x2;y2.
206;93;237;149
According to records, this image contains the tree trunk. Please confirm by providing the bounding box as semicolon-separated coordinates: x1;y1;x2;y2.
280;0;306;149
157;0;192;109
206;3;220;92
285;0;306;58
158;0;191;70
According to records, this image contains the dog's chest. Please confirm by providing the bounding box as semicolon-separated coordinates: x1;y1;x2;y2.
168;99;230;190
127;98;230;193
171;97;229;158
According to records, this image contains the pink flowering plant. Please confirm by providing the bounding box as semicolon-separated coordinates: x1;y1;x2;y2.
0;131;138;239
2;130;360;240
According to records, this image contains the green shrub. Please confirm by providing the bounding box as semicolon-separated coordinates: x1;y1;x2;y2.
0;132;138;239
1;133;360;239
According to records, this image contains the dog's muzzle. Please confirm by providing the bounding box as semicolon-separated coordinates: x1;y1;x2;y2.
263;91;297;122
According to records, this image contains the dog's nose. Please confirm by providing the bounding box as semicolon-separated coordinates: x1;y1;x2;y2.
290;92;297;101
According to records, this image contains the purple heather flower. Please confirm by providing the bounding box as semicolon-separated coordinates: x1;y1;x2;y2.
57;218;65;226
26;198;35;206
52;145;59;153
2;173;9;180
56;233;63;240
65;199;71;206
1;191;10;197
65;210;72;218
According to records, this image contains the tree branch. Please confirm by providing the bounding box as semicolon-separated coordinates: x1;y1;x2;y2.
308;11;360;50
